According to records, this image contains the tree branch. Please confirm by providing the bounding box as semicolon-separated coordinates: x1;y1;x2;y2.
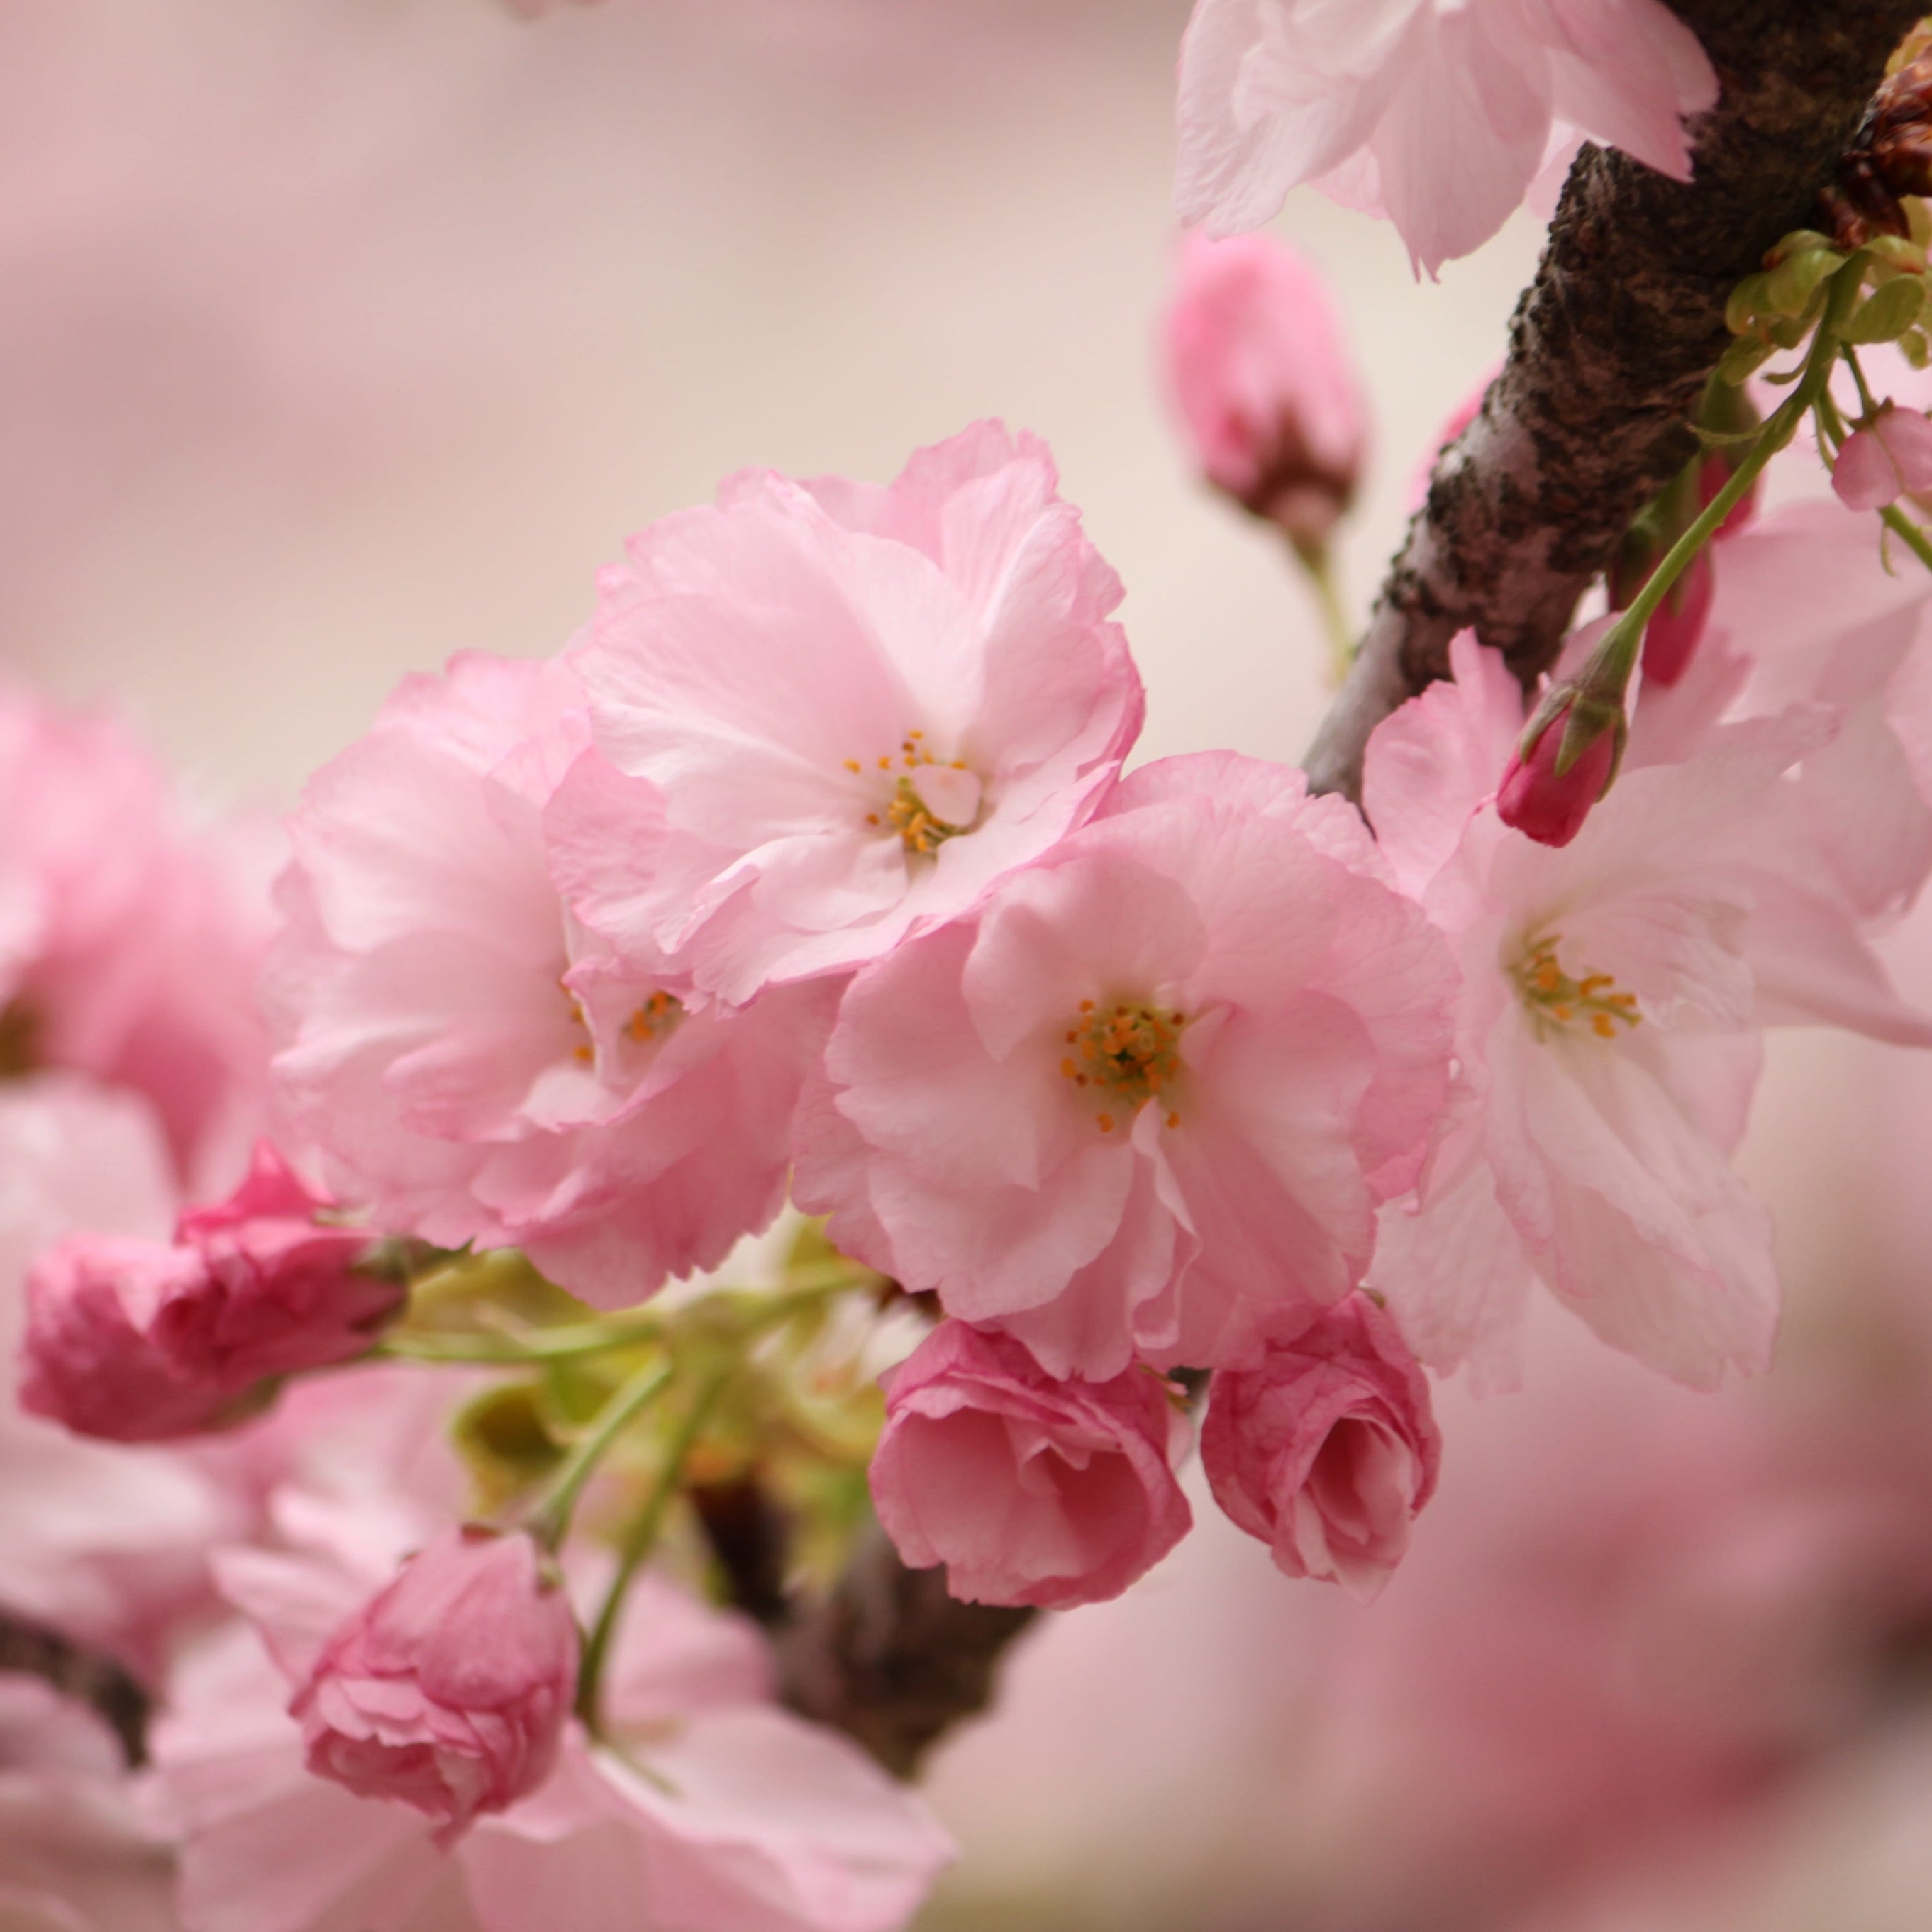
775;1528;1035;1780
1305;1;1927;801
0;1612;150;1767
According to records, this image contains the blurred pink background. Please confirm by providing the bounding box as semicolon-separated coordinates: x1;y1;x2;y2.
7;4;1932;1927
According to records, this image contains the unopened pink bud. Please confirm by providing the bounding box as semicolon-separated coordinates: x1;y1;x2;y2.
1201;1295;1440;1602
1640;546;1715;688
870;1321;1191;1611
1496;699;1619;848
1833;401;1932;512
1163;232;1366;548
18;1143;396;1442
1696;453;1758;538
292;1527;577;1838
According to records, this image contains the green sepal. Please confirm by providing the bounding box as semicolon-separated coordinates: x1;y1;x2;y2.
1717;337;1777;386
1844;275;1929;345
1765;245;1845;317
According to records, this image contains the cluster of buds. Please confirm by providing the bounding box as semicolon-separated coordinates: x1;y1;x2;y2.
1818;37;1932;250
1721;223;1930;387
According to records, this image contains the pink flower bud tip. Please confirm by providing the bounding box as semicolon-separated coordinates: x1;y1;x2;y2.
1163;231;1366;548
1496;701;1619;849
1833;401;1932;513
292;1527;578;1838
19;1142;398;1442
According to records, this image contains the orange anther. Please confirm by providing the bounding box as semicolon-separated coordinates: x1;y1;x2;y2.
1097;1114;1114;1133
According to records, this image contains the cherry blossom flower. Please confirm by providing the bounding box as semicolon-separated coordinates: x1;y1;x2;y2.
1201;1292;1440;1599
1833;401;1932;513
560;421;1145;1004
1175;0;1719;273
794;753;1458;1380
1630;497;1932;941
148;1498;954;1932
0;685;272;1191
1162;231;1367;548
21;1145;398;1443
1362;631;1931;1392
268;651;835;1308
292;1527;577;1840
0;1076;242;1680
870;1320;1192;1610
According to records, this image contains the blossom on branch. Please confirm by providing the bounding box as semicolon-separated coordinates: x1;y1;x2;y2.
1363;623;1932;1392
1175;0;1718;273
269;653;833;1307
869;1319;1192;1611
562;422;1144;1004
795;753;1457;1379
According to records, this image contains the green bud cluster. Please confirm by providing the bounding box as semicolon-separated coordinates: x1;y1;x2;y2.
1721;217;1932;386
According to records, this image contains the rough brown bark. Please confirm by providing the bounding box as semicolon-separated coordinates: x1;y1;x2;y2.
0;1612;149;1766
775;1528;1035;1779
1305;0;1928;801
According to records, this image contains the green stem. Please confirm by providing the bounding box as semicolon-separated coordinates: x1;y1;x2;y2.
374;1262;866;1367
574;1369;731;1731
1582;257;1869;698
525;1355;674;1552
1844;343;1881;418
1294;540;1355;686
1881;504;1932;573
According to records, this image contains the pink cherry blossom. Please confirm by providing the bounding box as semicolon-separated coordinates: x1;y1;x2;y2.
870;1320;1192;1611
1175;0;1718;273
560;421;1145;1004
1494;694;1619;848
20;1144;396;1443
1162;231;1367;545
291;1527;577;1839
149;1505;953;1932
1362;631;1930;1391
1631;498;1932;944
1833;401;1932;513
794;752;1458;1379
268;650;835;1308
0;684;272;1190
1201;1292;1440;1599
0;1077;244;1680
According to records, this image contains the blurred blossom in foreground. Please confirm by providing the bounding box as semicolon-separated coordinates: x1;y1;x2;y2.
1162;231;1366;555
1173;0;1717;272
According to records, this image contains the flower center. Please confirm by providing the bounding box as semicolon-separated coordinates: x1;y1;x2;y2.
565;987;683;1066
1059;999;1187;1133
845;731;983;855
0;999;36;1079
1512;934;1641;1041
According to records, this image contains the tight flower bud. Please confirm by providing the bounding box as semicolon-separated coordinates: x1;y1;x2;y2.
869;1321;1192;1611
291;1527;578;1839
1162;232;1366;553
1201;1295;1440;1602
1833;401;1932;513
1496;694;1621;849
19;1143;396;1443
1640;547;1715;689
